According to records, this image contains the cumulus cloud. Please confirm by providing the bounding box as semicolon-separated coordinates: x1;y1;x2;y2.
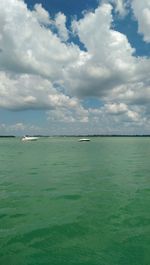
0;0;80;79
55;12;69;41
109;0;129;17
0;122;42;135
67;3;136;99
0;71;85;114
115;0;127;16
0;0;150;134
104;102;140;122
105;102;128;114
33;3;51;25
131;0;150;43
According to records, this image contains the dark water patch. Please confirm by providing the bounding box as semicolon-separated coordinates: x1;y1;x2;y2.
103;240;146;265
0;184;13;193
52;162;67;166
142;188;150;193
59;194;82;200
122;216;150;228
31;167;39;170
0;213;26;220
0;181;12;187
43;187;56;192
29;171;38;176
7;222;88;248
11;213;27;219
28;167;39;176
0;214;8;219
28;239;108;265
27;249;103;265
17;151;23;155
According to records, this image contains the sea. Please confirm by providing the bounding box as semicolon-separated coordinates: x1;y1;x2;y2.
0;137;149;265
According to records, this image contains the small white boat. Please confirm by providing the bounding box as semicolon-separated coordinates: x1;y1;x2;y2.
21;136;39;141
78;138;90;142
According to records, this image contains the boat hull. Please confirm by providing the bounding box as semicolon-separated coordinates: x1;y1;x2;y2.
22;136;39;141
78;138;90;142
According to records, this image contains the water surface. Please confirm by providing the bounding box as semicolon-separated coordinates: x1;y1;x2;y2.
0;137;150;265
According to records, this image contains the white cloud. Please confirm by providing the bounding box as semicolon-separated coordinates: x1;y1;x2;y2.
100;102;141;123
33;3;51;25
132;0;150;43
0;0;80;79
108;0;129;17
0;71;84;112
0;0;150;134
68;3;135;97
47;98;89;123
0;122;42;135
115;0;127;16
105;102;128;114
55;12;69;41
127;110;139;122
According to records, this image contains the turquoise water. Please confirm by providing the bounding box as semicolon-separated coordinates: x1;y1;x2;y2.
0;137;150;265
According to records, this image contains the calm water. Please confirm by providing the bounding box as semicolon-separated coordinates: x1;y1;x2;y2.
0;137;150;265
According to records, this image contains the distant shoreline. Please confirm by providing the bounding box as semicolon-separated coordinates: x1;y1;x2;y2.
0;135;150;138
0;135;16;138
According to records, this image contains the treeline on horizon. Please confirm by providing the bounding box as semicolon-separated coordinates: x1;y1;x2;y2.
0;135;150;138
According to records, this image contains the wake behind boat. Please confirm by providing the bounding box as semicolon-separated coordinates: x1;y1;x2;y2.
21;136;39;141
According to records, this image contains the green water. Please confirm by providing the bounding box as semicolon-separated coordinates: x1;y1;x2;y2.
0;137;149;265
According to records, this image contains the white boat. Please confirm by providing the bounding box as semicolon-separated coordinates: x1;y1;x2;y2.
21;136;39;141
78;138;90;142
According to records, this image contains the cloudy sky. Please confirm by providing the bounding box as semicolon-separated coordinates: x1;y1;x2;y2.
0;0;150;135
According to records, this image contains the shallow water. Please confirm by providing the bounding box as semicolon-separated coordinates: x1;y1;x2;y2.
0;137;150;265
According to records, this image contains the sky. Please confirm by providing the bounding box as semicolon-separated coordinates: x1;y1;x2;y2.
0;0;150;135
